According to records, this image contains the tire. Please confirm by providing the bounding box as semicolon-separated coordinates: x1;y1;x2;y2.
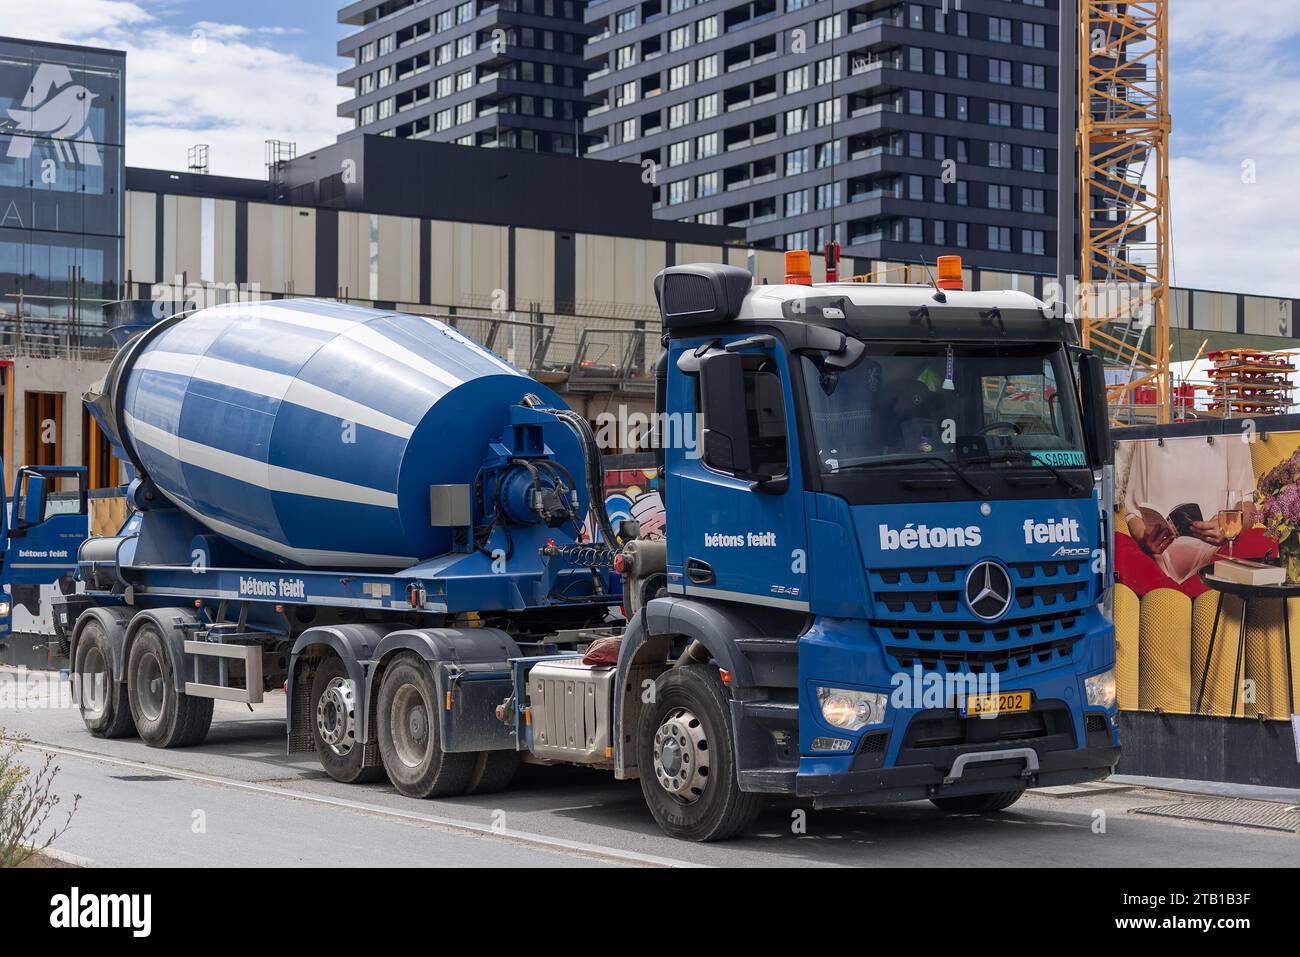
466;749;520;795
72;619;136;739
636;665;763;842
376;654;475;798
309;656;385;784
126;624;213;748
930;790;1025;814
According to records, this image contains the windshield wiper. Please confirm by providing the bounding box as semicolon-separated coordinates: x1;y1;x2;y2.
834;454;991;497
967;449;1087;496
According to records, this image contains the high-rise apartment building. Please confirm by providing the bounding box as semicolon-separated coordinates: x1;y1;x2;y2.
338;0;597;154
582;0;1059;274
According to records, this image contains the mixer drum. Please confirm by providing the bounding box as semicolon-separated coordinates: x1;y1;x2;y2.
107;299;573;569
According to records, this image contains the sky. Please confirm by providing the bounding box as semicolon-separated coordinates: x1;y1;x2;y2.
6;0;1300;298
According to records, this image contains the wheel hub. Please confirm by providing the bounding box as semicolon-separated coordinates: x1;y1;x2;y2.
652;707;709;803
390;683;431;769
316;676;357;755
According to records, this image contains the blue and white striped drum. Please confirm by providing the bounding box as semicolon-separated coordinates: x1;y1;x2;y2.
115;299;573;570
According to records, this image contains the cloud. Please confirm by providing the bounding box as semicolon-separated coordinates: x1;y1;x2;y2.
1168;0;1300;298
7;0;347;180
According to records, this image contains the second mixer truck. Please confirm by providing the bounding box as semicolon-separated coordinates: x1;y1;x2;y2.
57;254;1120;841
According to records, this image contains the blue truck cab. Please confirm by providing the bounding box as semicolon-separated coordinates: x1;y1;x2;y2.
0;460;88;656
616;260;1119;837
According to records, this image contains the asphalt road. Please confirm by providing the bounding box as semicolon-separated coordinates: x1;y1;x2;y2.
3;669;1297;868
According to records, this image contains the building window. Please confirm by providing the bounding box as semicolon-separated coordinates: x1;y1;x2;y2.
957;181;968;205
909;218;924;243
670;102;693;127
816;98;841;126
616;44;637;68
1022;229;1046;255
988;226;1011;251
786;66;809;94
1023;105;1046;130
696;94;718;120
908;90;923;115
933;178;946;203
697;55;719;81
670;26;692;51
909;47;924;71
785;108;808;134
908;132;923;157
696;132;719;158
989;17;1012;43
668;180;691;205
909;174;923;200
988;58;1011;84
1023;146;1046;171
1023;22;1046;48
816;182;840;209
988;184;1011;210
956;222;968;247
989;142;1012;168
934;220;946;245
668;140;691;166
615;81;637;107
616;8;637;32
908;4;924;29
696;15;718;42
816;56;840;86
696;172;719;197
785;189;809;216
935;50;947;75
1023;63;1046;89
620;117;637;142
1023;188;1046;214
815;15;841;44
669;63;692;90
956;96;968;120
956;54;968;79
934;93;946;118
989;102;1012;126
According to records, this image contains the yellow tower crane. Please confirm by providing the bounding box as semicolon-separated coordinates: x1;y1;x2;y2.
1077;1;1171;423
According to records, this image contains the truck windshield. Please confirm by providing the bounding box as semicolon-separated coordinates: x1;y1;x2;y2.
800;342;1085;474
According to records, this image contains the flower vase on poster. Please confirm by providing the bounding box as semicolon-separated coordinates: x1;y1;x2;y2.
1258;450;1300;583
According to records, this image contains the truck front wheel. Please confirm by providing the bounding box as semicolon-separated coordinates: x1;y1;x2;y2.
376;654;475;798
73;619;136;739
637;665;764;842
126;624;213;748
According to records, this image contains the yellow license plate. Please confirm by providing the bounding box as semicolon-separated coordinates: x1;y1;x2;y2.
962;691;1032;717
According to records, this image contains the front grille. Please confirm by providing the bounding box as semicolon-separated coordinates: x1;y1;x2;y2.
870;559;1092;622
880;608;1083;675
859;731;889;754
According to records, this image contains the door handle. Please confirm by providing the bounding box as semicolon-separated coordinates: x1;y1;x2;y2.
686;558;716;585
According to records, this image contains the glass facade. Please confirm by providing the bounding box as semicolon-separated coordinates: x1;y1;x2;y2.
0;39;125;333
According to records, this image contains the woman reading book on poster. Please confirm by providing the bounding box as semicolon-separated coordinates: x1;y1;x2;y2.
1118;436;1271;597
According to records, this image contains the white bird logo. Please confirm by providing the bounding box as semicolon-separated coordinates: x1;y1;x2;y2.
3;63;102;167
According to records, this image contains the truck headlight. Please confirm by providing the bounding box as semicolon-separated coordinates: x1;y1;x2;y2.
0;601;10;616
816;686;888;731
1085;669;1117;709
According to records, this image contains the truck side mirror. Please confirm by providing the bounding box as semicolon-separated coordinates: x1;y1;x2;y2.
19;471;47;528
1077;353;1113;467
699;351;753;475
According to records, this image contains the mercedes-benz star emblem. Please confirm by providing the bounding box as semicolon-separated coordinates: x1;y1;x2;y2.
965;561;1014;620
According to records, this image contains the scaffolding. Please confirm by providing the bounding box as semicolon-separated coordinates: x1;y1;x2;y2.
1077;0;1171;423
187;144;210;175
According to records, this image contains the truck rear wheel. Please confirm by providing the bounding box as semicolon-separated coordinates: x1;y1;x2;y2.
73;619;136;739
376;654;475;798
126;624;213;748
637;665;763;842
310;656;385;784
930;790;1025;814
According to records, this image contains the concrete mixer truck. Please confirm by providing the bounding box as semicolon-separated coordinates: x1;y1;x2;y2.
56;254;1120;841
